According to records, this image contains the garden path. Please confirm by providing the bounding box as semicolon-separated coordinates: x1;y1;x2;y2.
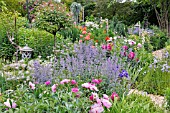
128;89;165;108
152;48;166;59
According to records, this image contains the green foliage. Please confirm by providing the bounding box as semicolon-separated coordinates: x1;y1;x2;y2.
165;88;170;110
108;94;164;113
137;54;170;95
59;26;81;42
35;1;72;35
109;17;127;36
84;2;96;20
0;0;25;15
17;27;54;59
143;35;154;52
149;25;169;51
138;68;170;95
0;11;26;61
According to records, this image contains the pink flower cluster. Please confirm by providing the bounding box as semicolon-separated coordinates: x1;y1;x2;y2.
4;99;17;109
27;78;119;113
82;83;98;91
92;79;102;84
89;92;119;113
101;44;112;51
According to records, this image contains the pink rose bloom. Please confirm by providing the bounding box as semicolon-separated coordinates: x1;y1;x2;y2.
111;92;119;101
107;44;112;51
89;103;104;113
137;43;142;48
82;31;87;34
128;52;135;59
45;81;51;86
85;35;90;40
92;79;102;84
101;98;112;108
79;40;82;43
122;45;128;50
101;45;107;49
4;99;17;108
60;79;70;84
52;84;57;93
71;80;77;85
72;88;79;93
29;82;35;90
103;94;109;100
80;35;83;38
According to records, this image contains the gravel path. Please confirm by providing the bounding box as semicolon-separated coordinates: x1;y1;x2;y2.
128;89;165;108
152;48;166;59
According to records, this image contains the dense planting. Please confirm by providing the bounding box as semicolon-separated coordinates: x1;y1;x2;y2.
0;0;170;113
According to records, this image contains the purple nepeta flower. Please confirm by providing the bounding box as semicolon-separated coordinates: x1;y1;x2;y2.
119;70;129;78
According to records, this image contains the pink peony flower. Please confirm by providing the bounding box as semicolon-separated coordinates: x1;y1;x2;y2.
82;83;98;91
122;45;128;50
72;87;79;93
101;44;107;49
128;52;135;59
137;43;142;48
76;94;81;98
60;79;70;84
71;80;77;85
52;84;57;93
29;82;35;90
111;92;119;101
82;31;87;34
92;79;102;84
82;83;91;88
4;99;17;108
101;98;112;108
89;84;98;91
89;93;99;101
89;103;104;113
89;95;94;101
103;94;109;100
45;81;51;86
106;44;112;51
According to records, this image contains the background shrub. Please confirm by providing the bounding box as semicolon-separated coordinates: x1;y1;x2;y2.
17;27;54;59
108;94;164;113
149;26;169;51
